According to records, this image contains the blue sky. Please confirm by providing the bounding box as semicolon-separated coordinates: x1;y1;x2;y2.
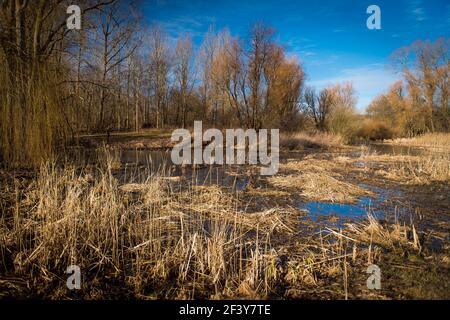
142;0;450;111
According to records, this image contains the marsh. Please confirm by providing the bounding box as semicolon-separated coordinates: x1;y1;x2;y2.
1;131;448;299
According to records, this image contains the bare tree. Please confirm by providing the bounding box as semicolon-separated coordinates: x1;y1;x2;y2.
303;87;334;131
148;24;170;128
93;1;139;131
174;35;194;128
246;23;274;129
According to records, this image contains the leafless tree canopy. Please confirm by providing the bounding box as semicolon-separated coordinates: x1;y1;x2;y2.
0;1;448;167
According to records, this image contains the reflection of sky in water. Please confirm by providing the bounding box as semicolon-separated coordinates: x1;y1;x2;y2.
304;197;384;221
301;183;412;229
120;149;250;191
119;149;412;223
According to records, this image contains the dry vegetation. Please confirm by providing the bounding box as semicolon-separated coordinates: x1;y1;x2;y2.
1;134;450;299
280;132;344;150
268;157;372;203
367;152;450;185
0;0;448;301
0;157;430;299
388;133;450;150
357;134;450;185
0;158;302;299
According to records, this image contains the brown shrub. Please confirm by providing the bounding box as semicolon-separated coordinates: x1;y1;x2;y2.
356;119;394;141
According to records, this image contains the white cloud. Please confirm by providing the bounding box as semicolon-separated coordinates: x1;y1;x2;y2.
408;0;427;22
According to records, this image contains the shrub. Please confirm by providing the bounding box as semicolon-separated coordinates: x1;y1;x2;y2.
356;119;394;141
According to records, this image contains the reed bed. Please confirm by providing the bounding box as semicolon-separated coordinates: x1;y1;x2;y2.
388;133;450;150
0;160;303;298
280;132;344;150
0;149;437;299
268;158;372;203
273;214;422;299
359;150;450;184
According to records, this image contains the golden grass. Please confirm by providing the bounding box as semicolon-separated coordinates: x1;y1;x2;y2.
279;214;422;299
380;154;450;184
346;214;421;250
269;172;371;203
388;133;450;150
281;157;341;172
268;158;372;203
0;160;304;298
0;149;440;299
280;132;344;150
359;150;450;184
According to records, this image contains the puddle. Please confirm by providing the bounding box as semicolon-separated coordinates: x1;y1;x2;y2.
119;149;250;191
303;197;383;221
299;184;414;227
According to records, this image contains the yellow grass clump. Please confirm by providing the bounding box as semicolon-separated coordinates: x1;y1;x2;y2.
268;159;372;203
360;150;450;184
388;133;450;150
0;161;302;299
280;132;344;150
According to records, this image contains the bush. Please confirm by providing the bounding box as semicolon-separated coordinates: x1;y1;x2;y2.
280;132;343;149
356;119;394;141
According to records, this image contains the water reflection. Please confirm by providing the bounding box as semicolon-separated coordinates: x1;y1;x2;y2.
119;149;250;191
299;183;412;228
303;197;382;221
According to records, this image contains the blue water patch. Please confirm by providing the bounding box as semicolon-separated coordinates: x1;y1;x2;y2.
303;197;384;221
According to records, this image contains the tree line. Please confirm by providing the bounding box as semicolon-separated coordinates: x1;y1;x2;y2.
366;38;449;138
0;0;308;167
0;1;448;167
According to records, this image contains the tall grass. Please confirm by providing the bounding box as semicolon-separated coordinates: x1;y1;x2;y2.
280;132;344;150
389;133;450;150
0;152;426;299
0;160;300;298
360;149;450;184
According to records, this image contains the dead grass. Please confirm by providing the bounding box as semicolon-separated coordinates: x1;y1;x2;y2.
380;154;450;184
279;213;423;299
346;214;421;251
280;132;344;150
269;172;371;203
0;159;303;299
0;148;444;299
268;158;372;203
388;133;450;150
359;150;450;184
